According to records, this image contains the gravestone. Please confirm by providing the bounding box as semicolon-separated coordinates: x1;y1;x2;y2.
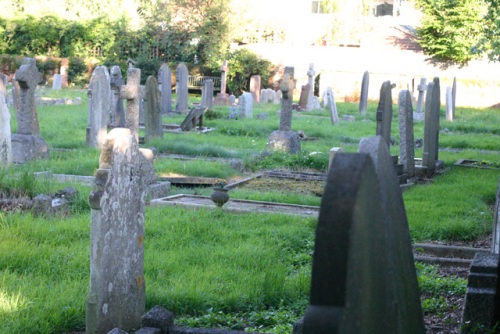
375;81;394;149
306;63;316;111
302;136;425;334
60;59;69;88
422;79;440;177
359;71;369;114
298;84;311;111
201;79;214;109
110;65;125;127
446;86;453;121
144;76;163;142
452;76;457;118
250;75;261;103
325;86;339;125
11;58;49;164
180;106;207;131
229;94;237;119
214;60;230;105
493;179;500;254
266;88;275;103
328;147;343;170
86;66;111;148
398;90;415;178
121;67;141;141
274;90;282;104
238;92;253;119
175;63;189;113
158;63;173;114
139;85;146;125
52;73;62;90
415;78;427;114
0;89;12;166
86;128;146;334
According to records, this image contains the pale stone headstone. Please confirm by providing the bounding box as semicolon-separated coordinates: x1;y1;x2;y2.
110;65;125;127
328;147;343;170
359;71;369;114
274;90;282;104
158;63;173;114
250;75;261;103
325;86;339;125
306;63;316;111
0;90;12;166
121;68;141;141
259;89;266;103
144;76;163;142
86;128;146;334
266;88;275;103
86;66;111;148
446;86;453;121
238;92;253;119
175;63;189;113
298;84;311;111
375;81;394;149
398;90;415;178
52;74;62;90
415;78;427;114
422;80;440;177
452;76;457;118
201;79;214;109
302;137;425;333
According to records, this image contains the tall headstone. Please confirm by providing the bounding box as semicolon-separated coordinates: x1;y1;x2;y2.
452;76;457;118
398;90;415;178
86;128;146;334
375;81;394;149
214;60;230;105
144;76;163;142
422;80;440;177
432;77;441;161
60;59;69;88
415;78;427;114
86;66;111;148
158;63;173;114
52;74;62;90
0;89;12;166
306;63;316;111
250;75;261;103
110;65;125;127
302;136;425;334
325;86;339;125
121;68;141;141
201;79;214;109
446;86;453;121
238;92;253;119
359;71;369;114
175;63;189;113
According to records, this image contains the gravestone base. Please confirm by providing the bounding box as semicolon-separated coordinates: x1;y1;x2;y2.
214;92;230;105
11;133;49;164
415;159;445;177
267;130;301;154
145;182;171;201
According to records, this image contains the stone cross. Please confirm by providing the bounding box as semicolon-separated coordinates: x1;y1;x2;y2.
175;63;189;113
110;65;125;127
220;60;228;94
86;128;146;334
279;69;294;131
375;81;394;149
398;90;415;178
325;86;339;125
86;66;111;148
0;89;12;166
415;78;427;114
15;57;42;136
158;63;172;114
422;79;440;177
201;79;214;109
306;63;316;111
359;71;369;114
121;67;141;141
250;75;261;103
144;75;163;142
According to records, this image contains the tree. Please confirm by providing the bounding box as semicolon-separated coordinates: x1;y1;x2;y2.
478;0;500;61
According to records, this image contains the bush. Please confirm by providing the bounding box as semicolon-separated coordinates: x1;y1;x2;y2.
68;57;88;87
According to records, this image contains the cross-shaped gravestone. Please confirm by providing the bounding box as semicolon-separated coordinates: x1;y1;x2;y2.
15;58;42;135
279;70;294;131
306;63;316;111
121;68;141;141
110;65;125;127
220;60;228;94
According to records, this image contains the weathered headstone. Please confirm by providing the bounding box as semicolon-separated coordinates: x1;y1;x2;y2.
201;79;214;109
110;65;125;127
375;81;394;149
298;84;311;111
302;136;425;334
432;77;441;161
422;79;440;177
415;78;427;114
238;92;253;119
158;63;173;114
305;63;316;111
121;67;141;141
446;86;453;121
398;90;415;178
175;63;189;113
144;76;163;142
325;86;339;125
52;74;62;90
86;66;111;148
0;89;12;166
250;75;261;103
359;71;369;114
214;60;230;105
86;128;146;334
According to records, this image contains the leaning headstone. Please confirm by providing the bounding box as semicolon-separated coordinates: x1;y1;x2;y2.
158;63;173;114
201;79;214;109
180;106;207;131
375;81;394;149
0;90;12;166
144;76;163;142
298;84;310;111
250;75;261;103
214;60;230;105
398;90;415;178
359;71;369;114
306;63;316;111
238;92;253;119
86;128;146;334
121;67;141;141
175;63;189;113
325;86;339;125
422;79;440;177
110;65;125;127
415;78;427;114
445;86;453;121
86;66;111;148
302;137;425;334
52;74;62;90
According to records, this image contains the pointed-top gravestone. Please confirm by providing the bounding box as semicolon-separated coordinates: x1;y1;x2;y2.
359;71;369;114
144;76;163;142
121;67;141;141
110;65;125;127
86;66;111;148
175;63;189;113
86;128;146;334
0;90;12;166
398;90;415;177
325;86;339;125
15;57;41;136
158;63;173;114
306;63;316;111
375;81;394;149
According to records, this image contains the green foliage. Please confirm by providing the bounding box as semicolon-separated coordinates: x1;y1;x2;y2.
67;57;88;86
224;49;274;95
414;0;487;66
245;151;328;172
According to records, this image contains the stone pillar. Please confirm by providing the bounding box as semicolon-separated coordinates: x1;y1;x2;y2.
86;66;111;148
158;63;173;114
398;89;415;178
359;71;369;114
121;67;141;141
175;63;189;113
110;65;125;127
144;76;163;143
